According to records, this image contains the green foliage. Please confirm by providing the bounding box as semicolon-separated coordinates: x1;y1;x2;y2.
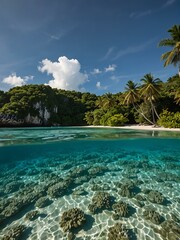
84;111;94;125
107;114;128;126
0;85;96;126
159;25;180;75
92;109;105;125
0;72;179;127
157;110;180;128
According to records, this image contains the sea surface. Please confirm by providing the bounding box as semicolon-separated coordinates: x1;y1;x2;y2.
0;127;180;240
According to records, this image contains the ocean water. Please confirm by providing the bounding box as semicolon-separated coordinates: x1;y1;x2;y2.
0;127;180;240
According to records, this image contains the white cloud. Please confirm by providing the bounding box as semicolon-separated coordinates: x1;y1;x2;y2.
101;47;115;61
112;39;155;60
163;0;176;7
91;68;102;75
38;56;88;91
129;10;152;19
96;81;107;90
105;64;116;72
2;73;33;87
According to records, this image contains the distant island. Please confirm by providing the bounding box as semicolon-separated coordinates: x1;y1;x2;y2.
0;25;180;128
0;73;179;128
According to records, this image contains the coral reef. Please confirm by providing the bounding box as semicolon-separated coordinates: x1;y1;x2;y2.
108;223;130;240
47;181;69;198
147;190;165;204
119;180;138;198
1;225;25;240
153;220;180;239
1;184;44;221
25;210;39;221
143;208;163;224
88;192;112;214
112;201;129;217
4;181;24;194
60;208;86;232
88;166;108;176
135;194;146;201
35;197;51;208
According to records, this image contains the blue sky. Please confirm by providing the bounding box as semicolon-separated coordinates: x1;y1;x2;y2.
0;0;179;94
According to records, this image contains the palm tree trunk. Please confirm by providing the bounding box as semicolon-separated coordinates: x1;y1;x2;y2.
150;98;160;121
149;99;155;124
133;103;154;125
153;104;160;119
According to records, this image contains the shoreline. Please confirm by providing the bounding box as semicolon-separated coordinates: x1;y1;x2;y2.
85;124;180;132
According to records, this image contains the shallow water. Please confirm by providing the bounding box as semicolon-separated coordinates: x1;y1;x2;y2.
0;127;180;240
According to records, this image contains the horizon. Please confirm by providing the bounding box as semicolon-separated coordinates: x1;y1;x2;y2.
0;0;179;94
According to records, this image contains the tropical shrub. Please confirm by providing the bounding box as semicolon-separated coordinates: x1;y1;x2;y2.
157;110;180;128
107;114;128;126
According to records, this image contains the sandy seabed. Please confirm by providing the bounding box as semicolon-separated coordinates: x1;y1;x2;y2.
0;127;179;240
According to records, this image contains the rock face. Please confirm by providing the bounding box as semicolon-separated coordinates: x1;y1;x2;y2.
0;102;55;126
25;102;55;125
60;208;86;232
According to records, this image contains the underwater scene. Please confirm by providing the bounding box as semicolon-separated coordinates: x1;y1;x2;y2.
0;127;180;240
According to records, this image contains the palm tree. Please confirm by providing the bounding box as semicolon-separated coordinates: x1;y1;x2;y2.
140;73;162;124
96;93;116;109
159;25;180;77
123;80;139;105
102;92;117;109
123;80;154;125
174;89;180;105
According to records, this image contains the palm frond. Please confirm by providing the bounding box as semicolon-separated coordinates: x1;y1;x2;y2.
159;39;175;47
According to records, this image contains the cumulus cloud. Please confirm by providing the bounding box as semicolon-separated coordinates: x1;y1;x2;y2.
2;73;33;87
96;81;107;90
105;64;116;72
38;56;88;91
91;68;102;75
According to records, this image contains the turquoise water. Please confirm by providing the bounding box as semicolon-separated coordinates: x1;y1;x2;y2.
0;127;180;240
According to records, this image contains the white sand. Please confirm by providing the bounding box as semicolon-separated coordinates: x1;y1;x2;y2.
86;124;180;132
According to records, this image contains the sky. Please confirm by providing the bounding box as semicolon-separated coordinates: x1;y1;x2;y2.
0;0;180;94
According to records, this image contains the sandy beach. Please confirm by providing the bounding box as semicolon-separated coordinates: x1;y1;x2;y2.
86;124;180;132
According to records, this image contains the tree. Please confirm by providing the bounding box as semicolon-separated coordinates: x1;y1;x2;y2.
123;80;154;125
175;89;180;105
140;73;162;124
123;80;139;105
159;25;180;77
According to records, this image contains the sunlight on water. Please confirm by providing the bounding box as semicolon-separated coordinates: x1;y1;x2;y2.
0;127;179;240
